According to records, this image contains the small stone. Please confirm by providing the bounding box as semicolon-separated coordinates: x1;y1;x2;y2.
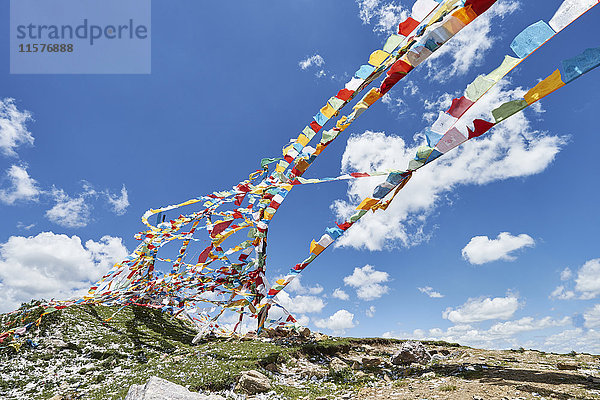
473;396;485;400
264;363;278;373
235;370;272;394
557;363;578;370
299;327;311;338
421;371;435;379
329;357;348;372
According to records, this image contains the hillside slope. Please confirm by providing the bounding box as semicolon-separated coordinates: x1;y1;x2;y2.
1;303;599;399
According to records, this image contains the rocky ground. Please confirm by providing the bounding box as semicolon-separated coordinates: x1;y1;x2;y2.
1;303;599;399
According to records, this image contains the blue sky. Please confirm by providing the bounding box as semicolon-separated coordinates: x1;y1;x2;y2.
1;0;599;353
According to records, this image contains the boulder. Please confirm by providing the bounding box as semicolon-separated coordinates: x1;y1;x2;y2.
235;370;272;394
557;363;579;370
390;341;431;365
362;356;383;368
125;376;224;400
329;357;348;372
299;327;311;338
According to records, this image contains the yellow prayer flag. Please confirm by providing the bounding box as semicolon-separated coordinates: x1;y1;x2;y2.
363;88;382;106
452;5;477;25
320;103;336;119
356;197;379;210
296;133;310;147
368;50;390;67
310;240;325;255
524;69;565;104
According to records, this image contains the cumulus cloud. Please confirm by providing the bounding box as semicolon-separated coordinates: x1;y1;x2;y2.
315;309;356;334
584;304;600;329
0;165;41;205
104;185;129;215
560;267;572;281
0;98;34;157
550;285;575;300
366;305;376;317
443;293;520;323
461;232;535;265
281;275;324;296
575;259;600;300
46;186;95;228
418;286;444;298
332;287;350;300
0;232;128;312
343;264;390;301
332;80;565;250
275;291;325;315
355;0;408;34
426;0;520;81
543;328;600;354
384;316;570;350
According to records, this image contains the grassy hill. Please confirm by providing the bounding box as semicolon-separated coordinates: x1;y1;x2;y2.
2;303;599;400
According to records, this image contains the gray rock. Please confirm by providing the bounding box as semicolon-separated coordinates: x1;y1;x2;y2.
391;341;431;365
235;370;271;394
125;376;224;400
330;357;348;372
557;362;578;370
362;356;383;368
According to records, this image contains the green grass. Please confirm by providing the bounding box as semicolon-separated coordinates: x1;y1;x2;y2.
2;304;414;399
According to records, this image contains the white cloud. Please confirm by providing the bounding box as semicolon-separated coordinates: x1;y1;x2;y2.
461;232;535;265
381;93;408;116
343;264;390;301
275;291;325;315
0;165;41;205
16;221;36;230
0;98;34;157
418;286;444;298
366;305;376;317
105;185;129;215
426;0;520;81
315;309;356;334
332;80;565;251
0;232;128;312
384;316;570;350
443;293;520;323
583;304;600;328
299;54;324;70
543;328;600;354
575;259;600;300
332;287;350;300
355;0;408;35
584;304;600;329
281;275;324;296
560;267;572;281
46;187;94;228
550;285;575;300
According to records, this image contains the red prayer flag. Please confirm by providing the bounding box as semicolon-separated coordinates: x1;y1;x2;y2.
379;73;405;95
388;60;413;76
398;17;420;36
464;0;498;15
447;96;475;118
336;88;353;101
309;120;322;133
210;220;233;238
336;221;353;230
467;119;495;139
